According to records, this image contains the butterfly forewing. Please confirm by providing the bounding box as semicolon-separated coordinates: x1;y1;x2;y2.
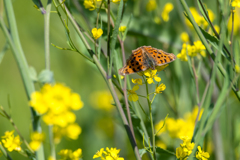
118;48;148;75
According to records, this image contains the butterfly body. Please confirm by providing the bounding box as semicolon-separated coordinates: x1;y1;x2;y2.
118;46;176;75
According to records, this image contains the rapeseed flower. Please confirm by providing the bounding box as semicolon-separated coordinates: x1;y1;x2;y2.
161;3;174;22
30;83;83;127
180;32;189;43
196;146;210;160
52;123;82;143
1;130;22;152
155;106;203;139
193;41;206;57
93;147;124;160
176;136;195;160
119;26;126;32
146;0;157;12
29;132;45;151
92;28;103;39
83;0;96;11
128;85;139;101
155;83;166;94
144;69;161;84
232;0;240;7
132;78;143;85
90;91;114;111
177;43;188;61
59;148;82;160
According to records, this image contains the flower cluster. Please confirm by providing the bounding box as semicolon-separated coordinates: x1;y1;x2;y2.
176;137;210;160
127;69;166;101
1;130;22;152
146;0;157;12
58;148;82;160
161;3;174;22
29;83;83;141
92;28;103;40
83;0;124;11
93;147;124;160
155;106;203;138
29;132;45;151
232;0;240;7
177;41;206;61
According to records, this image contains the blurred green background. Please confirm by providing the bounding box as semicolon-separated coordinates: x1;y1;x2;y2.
1;0;240;160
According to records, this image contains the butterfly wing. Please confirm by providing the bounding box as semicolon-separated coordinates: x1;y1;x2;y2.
118;47;148;75
143;46;176;66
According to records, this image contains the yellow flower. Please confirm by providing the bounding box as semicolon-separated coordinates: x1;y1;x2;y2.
59;148;82;160
155;83;166;94
193;40;206;57
235;64;240;73
161;3;174;22
29;132;45;151
83;0;96;11
30;83;83;127
232;0;240;7
181;32;189;43
146;0;157;12
94;147;124;160
176;136;195;160
128;85;139;102
132;78;143;85
65;123;82;140
177;43;188;61
144;69;161;84
119;26;126;32
196;146;210;160
92;28;103;39
1;131;22;152
93;148;104;159
90;91;114;111
48;156;55;160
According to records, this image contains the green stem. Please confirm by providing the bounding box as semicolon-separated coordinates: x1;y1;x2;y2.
44;0;56;159
44;0;52;70
146;82;156;159
1;1;45;159
93;55;142;160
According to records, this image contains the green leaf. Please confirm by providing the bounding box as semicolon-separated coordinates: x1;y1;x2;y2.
38;70;55;84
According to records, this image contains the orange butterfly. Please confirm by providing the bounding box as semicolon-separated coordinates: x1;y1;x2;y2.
118;46;176;75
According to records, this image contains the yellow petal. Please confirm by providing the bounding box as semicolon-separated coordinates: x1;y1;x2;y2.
132;85;139;91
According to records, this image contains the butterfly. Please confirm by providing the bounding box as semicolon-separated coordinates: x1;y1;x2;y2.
118;46;176;75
